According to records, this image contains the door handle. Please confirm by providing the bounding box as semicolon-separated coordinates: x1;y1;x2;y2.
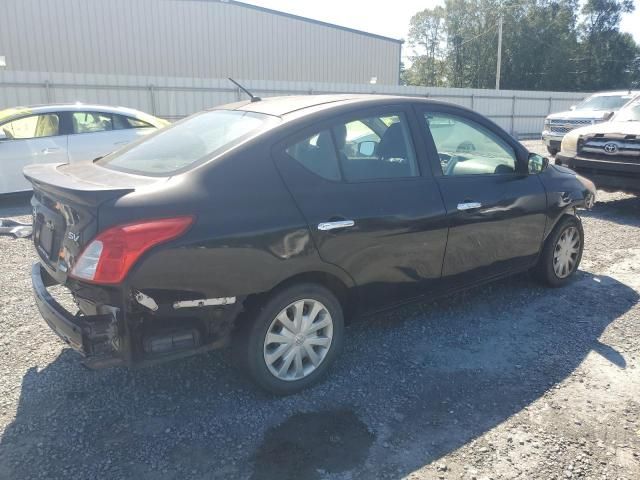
113;141;128;145
318;220;355;231
41;148;60;154
457;202;482;211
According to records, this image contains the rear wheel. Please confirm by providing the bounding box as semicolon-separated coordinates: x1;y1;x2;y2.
234;284;344;395
533;216;584;287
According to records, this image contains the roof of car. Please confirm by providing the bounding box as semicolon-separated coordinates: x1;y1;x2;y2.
589;90;640;97
2;103;153;116
223;94;413;117
0;103;168;127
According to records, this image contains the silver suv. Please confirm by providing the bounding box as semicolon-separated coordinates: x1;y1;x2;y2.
542;91;639;155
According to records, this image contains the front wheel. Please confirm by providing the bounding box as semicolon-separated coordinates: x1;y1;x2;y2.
234;284;344;395
533;216;584;287
546;146;559;156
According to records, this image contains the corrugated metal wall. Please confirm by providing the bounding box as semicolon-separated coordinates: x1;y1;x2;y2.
0;0;402;84
0;71;588;138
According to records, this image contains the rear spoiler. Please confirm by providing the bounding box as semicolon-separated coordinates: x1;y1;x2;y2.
23;163;143;207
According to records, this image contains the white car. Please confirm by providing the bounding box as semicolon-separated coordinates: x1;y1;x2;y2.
0;104;169;195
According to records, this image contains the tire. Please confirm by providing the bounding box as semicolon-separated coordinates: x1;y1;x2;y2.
546;146;559;156
234;283;344;395
533;215;584;287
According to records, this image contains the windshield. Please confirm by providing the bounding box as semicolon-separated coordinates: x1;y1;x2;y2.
576;94;634;111
612;101;640;122
98;110;276;175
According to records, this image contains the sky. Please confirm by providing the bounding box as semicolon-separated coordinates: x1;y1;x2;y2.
244;0;640;58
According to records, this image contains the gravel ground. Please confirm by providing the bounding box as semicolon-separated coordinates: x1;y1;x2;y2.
0;142;639;480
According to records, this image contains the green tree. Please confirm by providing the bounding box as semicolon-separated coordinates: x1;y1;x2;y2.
444;0;501;89
406;6;448;86
577;0;638;90
500;0;580;91
403;0;639;92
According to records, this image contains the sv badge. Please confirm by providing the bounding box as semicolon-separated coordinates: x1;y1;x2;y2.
67;231;80;243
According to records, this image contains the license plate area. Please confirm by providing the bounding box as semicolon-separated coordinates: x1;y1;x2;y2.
33;203;66;262
38;222;55;256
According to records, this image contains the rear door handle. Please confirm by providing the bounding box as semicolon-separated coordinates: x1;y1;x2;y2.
41;148;60;154
457;202;482;211
113;141;128;145
318;220;355;231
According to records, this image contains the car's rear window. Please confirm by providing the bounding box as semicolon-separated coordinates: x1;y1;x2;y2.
98;110;276;175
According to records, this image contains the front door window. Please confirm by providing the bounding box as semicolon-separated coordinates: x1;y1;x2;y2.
425;113;517;175
1;114;60;139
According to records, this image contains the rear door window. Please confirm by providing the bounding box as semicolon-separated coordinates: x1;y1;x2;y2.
98;110;276;175
335;113;418;181
72;112;113;134
283;112;419;183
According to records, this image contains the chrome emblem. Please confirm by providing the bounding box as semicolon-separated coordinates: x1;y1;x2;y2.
603;143;618;154
67;231;80;242
563;123;573;130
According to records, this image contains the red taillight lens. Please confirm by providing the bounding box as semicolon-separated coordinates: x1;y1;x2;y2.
70;216;194;285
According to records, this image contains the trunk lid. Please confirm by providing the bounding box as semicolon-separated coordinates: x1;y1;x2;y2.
24;162;158;284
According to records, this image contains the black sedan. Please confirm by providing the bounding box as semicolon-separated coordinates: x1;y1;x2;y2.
25;95;596;394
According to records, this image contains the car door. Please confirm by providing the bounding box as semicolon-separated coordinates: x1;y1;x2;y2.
0;112;68;194
274;105;449;311
415;105;548;285
66;111;152;163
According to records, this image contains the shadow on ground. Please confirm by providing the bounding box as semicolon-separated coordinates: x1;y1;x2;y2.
581;194;640;227
0;270;637;479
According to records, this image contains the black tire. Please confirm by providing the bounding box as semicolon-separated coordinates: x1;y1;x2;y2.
233;283;344;395
533;215;584;287
546;146;559;156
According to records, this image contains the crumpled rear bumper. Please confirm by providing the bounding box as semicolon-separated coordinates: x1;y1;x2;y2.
31;263;124;368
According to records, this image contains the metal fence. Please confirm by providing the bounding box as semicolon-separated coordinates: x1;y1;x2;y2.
0;71;588;139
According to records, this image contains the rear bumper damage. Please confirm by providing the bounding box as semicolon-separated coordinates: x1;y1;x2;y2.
31;262;244;369
32;263;123;368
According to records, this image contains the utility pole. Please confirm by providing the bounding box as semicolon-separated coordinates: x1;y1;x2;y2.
496;14;503;90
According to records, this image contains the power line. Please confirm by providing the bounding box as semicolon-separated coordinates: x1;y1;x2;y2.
456;23;499;47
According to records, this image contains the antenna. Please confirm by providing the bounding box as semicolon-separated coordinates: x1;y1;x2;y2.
228;78;261;103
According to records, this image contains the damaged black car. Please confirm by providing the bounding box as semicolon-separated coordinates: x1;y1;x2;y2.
25;95;596;394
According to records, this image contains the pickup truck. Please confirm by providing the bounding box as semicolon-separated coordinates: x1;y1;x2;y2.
542;91;639;155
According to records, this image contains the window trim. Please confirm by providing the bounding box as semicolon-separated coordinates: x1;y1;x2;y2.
413;103;529;178
0;113;63;140
275;105;424;184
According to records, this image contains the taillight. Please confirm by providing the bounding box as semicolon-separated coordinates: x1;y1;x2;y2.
70;216;194;284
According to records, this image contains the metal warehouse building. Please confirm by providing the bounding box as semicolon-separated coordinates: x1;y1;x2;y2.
1;0;403;85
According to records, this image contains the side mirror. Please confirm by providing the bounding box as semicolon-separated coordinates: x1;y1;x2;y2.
358;140;376;156
528;152;549;174
569;105;576;111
